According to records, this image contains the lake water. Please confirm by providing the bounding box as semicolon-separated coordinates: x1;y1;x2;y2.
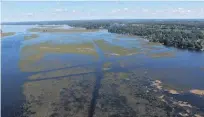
1;25;204;116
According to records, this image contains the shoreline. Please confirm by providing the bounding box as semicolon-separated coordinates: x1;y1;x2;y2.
108;32;204;52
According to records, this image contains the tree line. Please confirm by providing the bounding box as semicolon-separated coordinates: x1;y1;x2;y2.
70;20;204;51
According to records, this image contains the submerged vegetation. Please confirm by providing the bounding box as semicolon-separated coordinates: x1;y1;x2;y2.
23;74;96;117
19;41;97;72
94;71;204;117
94;39;139;57
24;34;39;40
147;51;175;58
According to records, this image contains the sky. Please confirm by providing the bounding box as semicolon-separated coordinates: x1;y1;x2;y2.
1;1;204;22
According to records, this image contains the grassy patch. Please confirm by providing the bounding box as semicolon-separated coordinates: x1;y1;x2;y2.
24;34;39;40
94;39;139;56
21;41;97;55
1;32;15;38
147;51;175;58
19;41;97;72
94;72;170;117
23;74;95;117
103;62;112;69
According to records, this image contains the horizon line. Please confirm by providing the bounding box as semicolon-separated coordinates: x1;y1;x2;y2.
2;18;204;24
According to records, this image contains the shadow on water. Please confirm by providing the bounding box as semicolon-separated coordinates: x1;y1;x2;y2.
28;71;96;82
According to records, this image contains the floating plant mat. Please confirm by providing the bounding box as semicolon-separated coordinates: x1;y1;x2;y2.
94;39;139;57
19;41;98;72
23;73;96;117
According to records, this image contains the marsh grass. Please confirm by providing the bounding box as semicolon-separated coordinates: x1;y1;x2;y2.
94;72;170;117
94;40;139;56
19;41;98;72
147;51;175;58
23;74;95;117
1;32;15;38
103;62;112;69
140;41;163;51
24;34;39;40
19;57;72;72
21;41;97;55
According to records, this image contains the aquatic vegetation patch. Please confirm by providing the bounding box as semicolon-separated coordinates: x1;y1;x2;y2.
23;74;95;117
94;39;139;57
19;57;72;72
1;32;16;38
103;62;112;70
24;34;39;40
147;51;176;58
118;58;145;69
21;41;97;55
200;67;204;71
94;71;176;117
19;41;98;72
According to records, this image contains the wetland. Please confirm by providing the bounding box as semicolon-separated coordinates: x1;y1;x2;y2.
1;23;204;117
